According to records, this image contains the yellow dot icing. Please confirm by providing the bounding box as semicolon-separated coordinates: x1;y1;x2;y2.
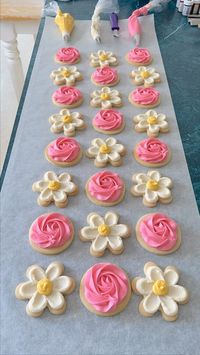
147;116;158;125
99;144;112;154
146;179;159;191
37;278;53;296
48;180;61;191
62;69;71;77
99;54;108;61
152;280;168;296
141;70;150;79
101;93;110;101
98;224;111;236
62;115;72;123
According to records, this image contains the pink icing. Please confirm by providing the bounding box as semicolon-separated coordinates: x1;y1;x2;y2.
93;109;124;131
131;87;160;105
47;137;80;162
88;171;124;202
52;86;82;105
136;138;169;163
127;47;151;64
139;213;178;251
55;47;80;64
92;66;118;85
83;263;129;313
30;213;73;249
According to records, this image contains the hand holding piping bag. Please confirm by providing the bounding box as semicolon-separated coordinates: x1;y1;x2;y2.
55;8;74;42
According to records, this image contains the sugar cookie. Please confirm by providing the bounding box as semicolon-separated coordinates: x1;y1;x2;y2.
50;66;82;86
90;50;118;67
55;47;80;64
49;109;86;137
129;87;160;108
130;67;160;87
90;87;122;109
92;109;125;135
133;138;171;167
91;66;119;87
133;110;169;137
45;137;82;167
125;48;152;66
52;86;83;108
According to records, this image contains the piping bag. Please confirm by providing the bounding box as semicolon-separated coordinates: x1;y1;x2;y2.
128;0;171;46
91;0;119;42
55;8;74;42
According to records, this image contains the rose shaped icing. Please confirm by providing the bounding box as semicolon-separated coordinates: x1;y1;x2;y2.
92;66;118;85
88;171;124;202
131;87;160;106
83;263;129;313
55;47;80;64
52;86;82;105
30;213;73;249
139;213;178;251
93;109;124;131
127;48;151;64
47;137;80;162
136;138;169;163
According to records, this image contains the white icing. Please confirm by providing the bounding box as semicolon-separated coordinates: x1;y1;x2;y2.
131;170;172;205
80;212;129;255
90;87;122;109
87;137;124;165
32;171;77;205
50;66;82;85
90;50;117;67
49;109;85;136
133;109;169;137
16;262;74;316
134;262;188;318
131;67;160;87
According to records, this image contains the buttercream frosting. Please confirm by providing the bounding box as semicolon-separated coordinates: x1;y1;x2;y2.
52;86;83;105
127;48;151;64
133;109;169;137
55;47;80;64
91;87;122;109
92;66;118;85
92;109;124;132
90;50;118;67
130;87;160;106
83;263;129;312
50;66;82;86
49;109;85;136
131;66;160;87
87;137;125;166
88;171;124;203
47;137;80;163
135;138;169;164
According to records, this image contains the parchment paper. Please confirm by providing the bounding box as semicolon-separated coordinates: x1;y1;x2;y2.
1;16;200;355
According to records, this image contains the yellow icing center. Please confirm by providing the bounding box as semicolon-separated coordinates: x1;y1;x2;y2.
37;278;53;296
147;116;158;125
99;53;108;61
48;180;61;191
141;70;150;79
62;69;71;77
62;115;72;123
99;144;112;154
98;224;111;236
146;179;159;191
101;93;110;101
152;280;168;296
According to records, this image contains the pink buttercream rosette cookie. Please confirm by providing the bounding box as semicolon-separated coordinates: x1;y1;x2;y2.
55;47;80;64
133;138;171;168
85;170;125;206
125;47;152;66
92;109;125;134
45;137;82;167
52;86;83;108
80;263;131;316
91;66;119;87
129;87;160;108
29;213;74;255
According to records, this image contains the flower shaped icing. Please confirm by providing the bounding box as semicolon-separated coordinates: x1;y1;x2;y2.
15;262;75;317
49;109;86;136
50;66;82;86
91;66;119;86
131;170;173;207
130;67;160;87
133;110;169;137
52;86;83;108
32;171;77;208
129;87;160;108
134;138;171;167
132;262;189;321
55;47;80;64
90;87;122;109
92;109;124;134
87;137;125;167
90;50;118;67
126;48;152;66
80;212;130;256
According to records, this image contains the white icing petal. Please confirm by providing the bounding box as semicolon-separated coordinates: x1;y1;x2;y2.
159;177;172;188
104;211;118;226
143;293;161;314
168;285;188;302
108;236;123;250
136;278;153;295
145;265;164;282
17;281;37;299
105;137;117;146
92;235;107;252
26;265;45;282
134;183;147;194
110;224;128;237
87;213;104;227
157;113;166;121
40;188;52;201
45;262;63;281
148;124;160;134
144;189;158;203
147;170;161;181
47;291;65;310
63;182;76;194
44;171;58;182
102;100;112;109
27;292;47;314
92;138;105;147
137;119;149;128
111;144;124;153
160;295;178;317
108;151;120;162
35;181;49;191
157;187;171;199
81;226;99;240
58;173;71;183
88;146;100;155
96;153;108;163
133;173;149;184
53;190;67;203
164;267;179;285
53;276;72;293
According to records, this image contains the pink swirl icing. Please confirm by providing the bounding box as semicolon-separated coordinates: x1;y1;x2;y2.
55;47;80;64
136;138;169;163
83;263;129;313
131;87;160;106
127;47;151;64
47;137;80;162
92;66;118;85
88;171;124;202
52;86;82;105
30;213;73;249
139;213;178;251
93;109;124;131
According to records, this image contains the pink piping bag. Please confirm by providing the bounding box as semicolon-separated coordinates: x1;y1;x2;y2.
128;3;151;46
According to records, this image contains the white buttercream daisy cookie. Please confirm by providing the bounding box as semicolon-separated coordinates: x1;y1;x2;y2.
90;87;122;109
86;137;126;167
80;212;130;257
133;110;169;137
131;170;173;207
90;50;118;67
49;109;86;137
132;262;189;321
15;262;75;317
50;66;82;86
32;171;78;208
130;67;160;87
